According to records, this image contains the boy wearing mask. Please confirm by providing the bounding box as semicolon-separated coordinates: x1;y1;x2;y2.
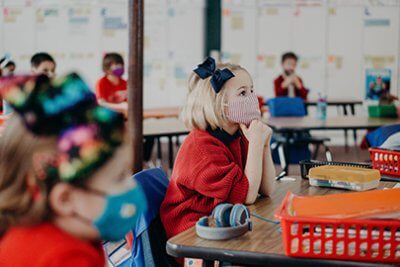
274;52;308;100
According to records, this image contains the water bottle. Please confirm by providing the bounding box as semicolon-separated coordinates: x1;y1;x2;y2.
316;94;327;121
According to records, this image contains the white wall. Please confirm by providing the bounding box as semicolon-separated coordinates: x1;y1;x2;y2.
0;0;205;108
222;0;400;101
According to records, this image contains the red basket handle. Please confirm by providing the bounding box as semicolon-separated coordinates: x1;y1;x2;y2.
274;191;294;220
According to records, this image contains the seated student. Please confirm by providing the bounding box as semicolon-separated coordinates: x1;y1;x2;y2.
95;53;127;108
3;61;16;77
3;53;56;115
160;57;275;241
0;74;146;267
274;52;308;100
31;52;56;77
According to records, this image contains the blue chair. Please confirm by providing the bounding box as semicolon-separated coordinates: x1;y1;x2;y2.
267;97;307;117
106;168;177;267
366;124;400;147
267;97;332;179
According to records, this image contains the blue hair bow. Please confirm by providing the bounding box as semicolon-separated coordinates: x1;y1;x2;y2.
193;57;235;93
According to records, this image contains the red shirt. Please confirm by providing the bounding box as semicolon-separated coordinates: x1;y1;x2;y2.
274;74;308;100
160;129;250;238
0;223;105;267
95;76;127;103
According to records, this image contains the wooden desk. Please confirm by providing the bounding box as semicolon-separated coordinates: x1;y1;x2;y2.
143;118;188;137
143;118;189;169
266;116;400;132
305;99;363;116
167;177;398;267
266;116;400;178
144;106;181;119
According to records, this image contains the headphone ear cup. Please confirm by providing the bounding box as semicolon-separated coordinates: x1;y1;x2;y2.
230;204;250;227
213;203;233;227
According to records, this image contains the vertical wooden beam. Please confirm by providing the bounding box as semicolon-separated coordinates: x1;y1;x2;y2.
128;0;144;173
205;0;221;57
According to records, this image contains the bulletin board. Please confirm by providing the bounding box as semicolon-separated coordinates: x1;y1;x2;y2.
222;0;400;100
0;0;205;108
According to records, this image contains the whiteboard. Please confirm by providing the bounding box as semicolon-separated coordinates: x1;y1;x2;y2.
327;5;364;99
222;0;400;100
1;0;206;108
221;0;257;75
255;3;293;98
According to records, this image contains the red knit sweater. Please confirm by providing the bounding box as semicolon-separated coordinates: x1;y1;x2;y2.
0;223;105;267
160;129;250;238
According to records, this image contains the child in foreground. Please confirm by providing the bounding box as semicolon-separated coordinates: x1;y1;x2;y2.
0;73;146;267
160;57;275;240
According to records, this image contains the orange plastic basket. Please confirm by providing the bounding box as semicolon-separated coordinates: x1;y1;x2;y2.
275;192;400;263
369;148;400;177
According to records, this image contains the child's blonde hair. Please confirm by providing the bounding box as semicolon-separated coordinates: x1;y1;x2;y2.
0;117;59;235
181;62;247;130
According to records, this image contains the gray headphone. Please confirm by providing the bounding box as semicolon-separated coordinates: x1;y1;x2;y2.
196;203;252;240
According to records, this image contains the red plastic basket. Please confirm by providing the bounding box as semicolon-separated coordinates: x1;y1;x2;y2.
369;148;400;177
275;192;400;263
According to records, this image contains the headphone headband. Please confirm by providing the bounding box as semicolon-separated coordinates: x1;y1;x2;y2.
196;203;252;240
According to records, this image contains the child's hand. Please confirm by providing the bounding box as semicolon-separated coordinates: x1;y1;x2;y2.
113;91;127;103
240;120;271;147
293;75;302;88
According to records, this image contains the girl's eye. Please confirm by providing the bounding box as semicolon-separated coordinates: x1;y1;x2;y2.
239;91;246;96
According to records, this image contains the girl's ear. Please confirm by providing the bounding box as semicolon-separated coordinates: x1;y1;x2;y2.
48;183;76;216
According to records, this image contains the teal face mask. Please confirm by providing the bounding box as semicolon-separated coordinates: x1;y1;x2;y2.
81;185;147;241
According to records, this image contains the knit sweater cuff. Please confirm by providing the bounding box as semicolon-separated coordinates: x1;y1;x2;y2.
229;174;249;204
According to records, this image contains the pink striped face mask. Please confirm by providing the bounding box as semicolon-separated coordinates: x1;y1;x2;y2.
225;92;261;126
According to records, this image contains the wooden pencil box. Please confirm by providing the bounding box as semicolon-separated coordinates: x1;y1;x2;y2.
308;165;381;191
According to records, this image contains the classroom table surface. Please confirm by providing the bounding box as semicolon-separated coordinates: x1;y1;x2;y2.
143;106;181;119
142;116;400;137
166;177;399;267
113;105;268;119
143;117;189;137
265;116;400;131
103;103;181;119
304;98;363;105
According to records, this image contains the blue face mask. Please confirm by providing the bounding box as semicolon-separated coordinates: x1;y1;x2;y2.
78;185;147;241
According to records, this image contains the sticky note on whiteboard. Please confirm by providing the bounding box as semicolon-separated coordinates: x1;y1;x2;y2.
231;15;244;30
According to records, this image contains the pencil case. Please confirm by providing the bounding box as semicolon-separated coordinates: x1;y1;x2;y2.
308;165;381;191
299;159;372;179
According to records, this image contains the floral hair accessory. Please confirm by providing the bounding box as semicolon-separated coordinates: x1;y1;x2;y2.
0;73;125;183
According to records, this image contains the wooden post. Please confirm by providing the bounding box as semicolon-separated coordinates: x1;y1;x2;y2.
128;0;144;173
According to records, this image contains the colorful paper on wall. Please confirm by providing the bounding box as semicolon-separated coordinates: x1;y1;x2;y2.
365;68;391;100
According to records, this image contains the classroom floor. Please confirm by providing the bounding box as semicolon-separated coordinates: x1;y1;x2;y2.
146;143;372;177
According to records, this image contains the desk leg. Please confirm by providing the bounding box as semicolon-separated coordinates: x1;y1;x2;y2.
276;133;290;180
350;104;356;115
353;129;357;147
342;104;348;116
168;136;174;170
156;137;162;167
202;260;214;267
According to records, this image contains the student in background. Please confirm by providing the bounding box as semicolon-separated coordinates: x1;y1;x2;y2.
3;61;16;77
274;52;308;100
96;53;127;108
0;74;146;267
3;53;56;115
31;52;56;77
160;57;275;242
